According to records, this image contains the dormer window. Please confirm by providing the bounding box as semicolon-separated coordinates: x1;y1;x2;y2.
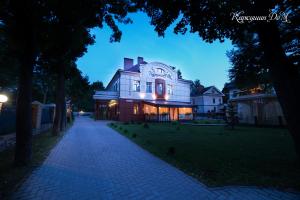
156;68;165;74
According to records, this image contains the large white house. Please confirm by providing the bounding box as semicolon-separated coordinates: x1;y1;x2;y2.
191;86;224;116
93;57;193;122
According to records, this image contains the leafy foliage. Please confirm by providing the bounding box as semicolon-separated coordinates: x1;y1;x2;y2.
190;79;204;96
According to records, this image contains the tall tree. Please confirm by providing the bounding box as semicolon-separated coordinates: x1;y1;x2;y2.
66;65;94;112
191;79;204;96
1;0;48;165
138;0;300;158
39;0;134;135
0;25;19;88
0;0;136;165
91;81;105;91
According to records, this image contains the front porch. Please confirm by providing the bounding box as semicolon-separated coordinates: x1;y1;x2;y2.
143;101;193;122
94;98;194;122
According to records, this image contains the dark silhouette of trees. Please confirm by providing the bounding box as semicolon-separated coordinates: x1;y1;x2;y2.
138;0;300;159
0;0;136;165
191;79;204;96
91;81;105;92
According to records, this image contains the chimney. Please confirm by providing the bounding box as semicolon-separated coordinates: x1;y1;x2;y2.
137;57;144;65
124;58;133;70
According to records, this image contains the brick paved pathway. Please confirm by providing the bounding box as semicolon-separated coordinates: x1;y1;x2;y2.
13;117;300;200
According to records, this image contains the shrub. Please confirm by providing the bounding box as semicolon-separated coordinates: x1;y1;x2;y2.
146;140;152;145
167;147;176;155
171;121;178;125
137;122;142;125
130;120;135;124
124;129;128;134
143;123;149;129
110;123;114;126
119;126;123;130
176;126;180;131
123;122;129;125
132;133;137;138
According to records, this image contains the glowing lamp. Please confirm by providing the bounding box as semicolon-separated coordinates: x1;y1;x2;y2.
152;94;157;100
0;94;8;113
139;93;145;99
0;94;8;103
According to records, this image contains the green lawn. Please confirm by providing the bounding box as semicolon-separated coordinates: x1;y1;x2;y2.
109;122;300;190
0;125;71;199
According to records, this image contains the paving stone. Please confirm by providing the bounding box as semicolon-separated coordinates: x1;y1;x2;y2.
12;117;300;200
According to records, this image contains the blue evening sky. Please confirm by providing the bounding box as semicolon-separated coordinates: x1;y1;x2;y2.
77;12;233;90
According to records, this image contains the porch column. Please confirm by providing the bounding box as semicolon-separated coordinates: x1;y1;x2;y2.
168;107;171;121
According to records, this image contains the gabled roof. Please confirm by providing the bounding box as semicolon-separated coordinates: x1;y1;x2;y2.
195;86;224;96
125;61;148;72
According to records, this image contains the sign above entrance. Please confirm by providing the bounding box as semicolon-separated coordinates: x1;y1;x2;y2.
148;67;172;80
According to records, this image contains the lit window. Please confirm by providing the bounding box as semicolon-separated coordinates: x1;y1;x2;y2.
167;84;173;95
133;104;139;115
156;68;165;74
157;83;163;96
133;80;140;92
146;82;152;93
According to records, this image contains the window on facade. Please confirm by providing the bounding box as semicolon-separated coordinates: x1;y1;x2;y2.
213;98;215;104
146;82;152;93
133;80;140;92
219;98;222;104
133;104;139;115
114;82;119;91
156;68;165;74
167;84;173;95
157;83;163;96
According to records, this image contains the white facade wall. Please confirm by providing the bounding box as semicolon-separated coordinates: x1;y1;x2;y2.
192;86;224;113
109;62;191;103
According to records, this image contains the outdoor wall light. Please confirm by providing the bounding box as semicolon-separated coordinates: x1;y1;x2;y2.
152;94;156;100
0;94;8;113
139;92;145;99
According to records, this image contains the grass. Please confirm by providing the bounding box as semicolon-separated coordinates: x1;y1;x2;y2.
192;119;225;124
109;122;300;190
0;124;72;199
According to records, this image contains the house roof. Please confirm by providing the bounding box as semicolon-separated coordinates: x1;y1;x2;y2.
125;61;148;72
193;86;224;96
229;93;277;101
144;100;194;107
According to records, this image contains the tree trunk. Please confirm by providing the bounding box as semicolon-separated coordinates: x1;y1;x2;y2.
52;66;65;136
42;89;48;104
60;89;66;131
14;52;35;166
257;23;300;159
14;1;37;166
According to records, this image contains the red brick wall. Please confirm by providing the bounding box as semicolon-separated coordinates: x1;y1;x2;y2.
119;99;144;122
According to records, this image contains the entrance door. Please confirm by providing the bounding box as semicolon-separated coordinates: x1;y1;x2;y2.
155;79;165;99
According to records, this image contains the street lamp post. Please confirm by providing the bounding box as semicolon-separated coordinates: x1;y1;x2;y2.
0;94;8;113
